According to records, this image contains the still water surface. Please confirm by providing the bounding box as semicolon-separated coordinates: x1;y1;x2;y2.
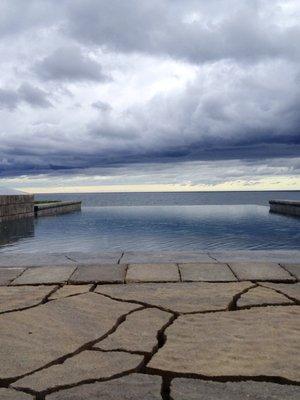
0;193;299;253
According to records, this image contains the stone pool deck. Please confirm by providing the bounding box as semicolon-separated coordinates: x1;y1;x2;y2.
0;251;299;399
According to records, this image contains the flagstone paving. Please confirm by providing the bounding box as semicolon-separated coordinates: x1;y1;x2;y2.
280;263;300;280
260;282;300;302
126;263;180;283
0;260;299;399
0;268;24;285
148;306;300;381
178;262;237;282
171;378;300;399
236;285;293;308
0;285;56;313
96;282;253;313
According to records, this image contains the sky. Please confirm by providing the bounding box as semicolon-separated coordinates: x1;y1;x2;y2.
0;0;300;193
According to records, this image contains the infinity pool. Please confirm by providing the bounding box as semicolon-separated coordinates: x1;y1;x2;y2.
0;205;299;253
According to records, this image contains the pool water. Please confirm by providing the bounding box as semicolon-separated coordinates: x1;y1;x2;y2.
0;205;299;253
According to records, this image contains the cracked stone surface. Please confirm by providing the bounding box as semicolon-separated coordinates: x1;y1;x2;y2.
237;286;293;308
178;263;237;282
11;266;76;285
228;262;294;281
171;378;300;399
280;264;300;280
46;373;162;400
126;263;180;283
96;308;171;353
96;282;252;313
0;292;139;378
261;282;300;301
0;285;56;313
49;284;92;300
0;388;33;399
70;264;126;284
13;350;144;392
148;306;300;381
0;268;24;285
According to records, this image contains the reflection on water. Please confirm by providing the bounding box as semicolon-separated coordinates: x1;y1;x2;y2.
0;217;35;248
0;205;299;253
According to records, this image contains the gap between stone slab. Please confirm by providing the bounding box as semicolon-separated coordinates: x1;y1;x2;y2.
227;283;257;311
176;264;182;282
0;285;59;315
117;251;125;264
279;263;298;281
1;306;145;386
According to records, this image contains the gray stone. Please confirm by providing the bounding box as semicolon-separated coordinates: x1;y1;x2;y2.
179;263;236;282
0;285;56;313
281;264;300;280
66;251;122;264
0;268;24;285
228;262;294;281
11;266;76;285
0;292;139;378
171;378;300;400
122;251;214;264
261;282;300;302
49;285;92;300
70;264;126;284
96;308;171;353
237;286;293;308
96;282;252;313
0;253;75;267
46;373;162;400
148;306;300;381
126;263;179;283
0;388;33;399
209;250;300;264
13;350;143;392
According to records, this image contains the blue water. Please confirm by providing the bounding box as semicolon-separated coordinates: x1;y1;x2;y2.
0;191;299;253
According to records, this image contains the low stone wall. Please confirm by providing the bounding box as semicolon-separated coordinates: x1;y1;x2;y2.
34;201;81;217
0;195;34;222
269;200;300;217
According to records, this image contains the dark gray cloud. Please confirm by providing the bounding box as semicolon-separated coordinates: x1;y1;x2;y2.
0;0;299;182
35;46;109;82
0;84;52;110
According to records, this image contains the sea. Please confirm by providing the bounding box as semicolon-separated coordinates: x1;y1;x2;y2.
0;191;299;253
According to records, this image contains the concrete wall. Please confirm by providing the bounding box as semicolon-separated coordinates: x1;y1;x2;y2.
34;201;81;217
269;200;300;217
0;195;34;222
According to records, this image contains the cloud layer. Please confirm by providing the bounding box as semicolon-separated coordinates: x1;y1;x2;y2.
0;0;299;188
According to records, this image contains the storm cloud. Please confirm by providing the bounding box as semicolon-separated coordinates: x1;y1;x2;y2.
0;0;299;188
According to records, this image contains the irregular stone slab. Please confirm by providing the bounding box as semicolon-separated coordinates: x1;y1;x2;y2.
237;286;293;308
13;351;143;392
0;285;56;313
126;263;179;283
0;268;24;285
11;266;76;285
122;251;214;264
171;378;300;400
281;264;300;280
0;388;33;399
179;263;236;282
0;253;75;267
49;285;92;300
96;282;252;313
228;262;294;282
66;251;122;264
96;308;171;353
261;282;300;302
0;292;139;378
46;373;162;400
70;264;126;284
149;306;300;381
